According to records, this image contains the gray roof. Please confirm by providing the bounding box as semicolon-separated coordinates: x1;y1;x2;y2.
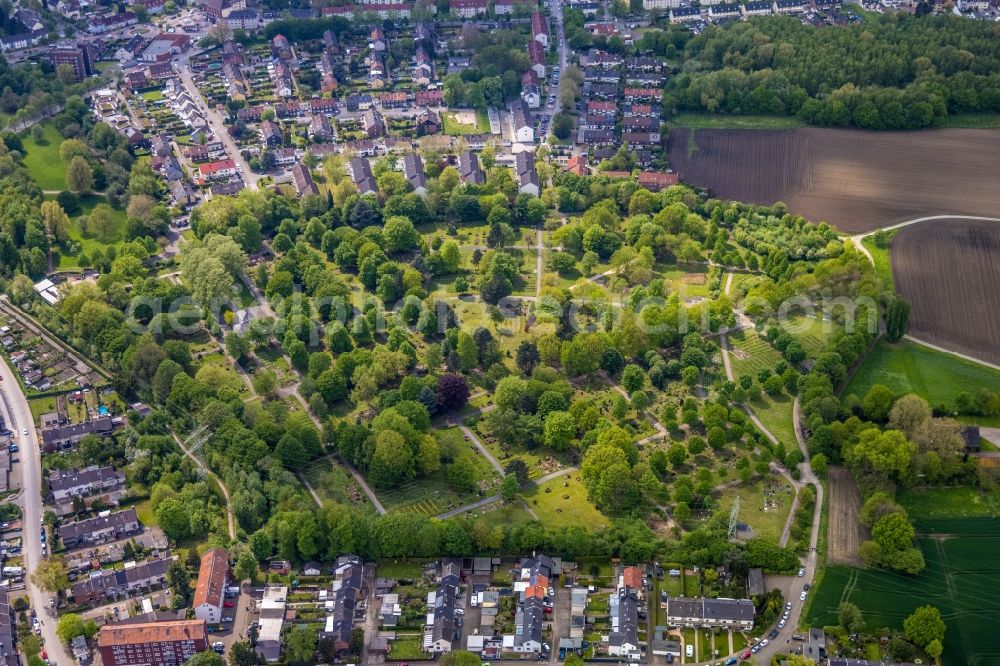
511;98;531;131
665;596;755;622
350;157;378;195
48;465;124;493
403;154;427;190
58;507;138;543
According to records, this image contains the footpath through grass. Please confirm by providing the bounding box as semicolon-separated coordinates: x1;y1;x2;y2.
668;114;805;130
845;339;1000;408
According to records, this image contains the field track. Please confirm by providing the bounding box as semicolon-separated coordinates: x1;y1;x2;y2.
891;220;1000;366
667;128;1000;233
827;467;864;566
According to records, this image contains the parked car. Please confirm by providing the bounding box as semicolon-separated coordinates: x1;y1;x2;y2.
800;591;807;601
769;629;779;639
213;643;225;654
797;568;805;577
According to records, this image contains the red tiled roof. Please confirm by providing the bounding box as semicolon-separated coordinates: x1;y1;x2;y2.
193;548;229;609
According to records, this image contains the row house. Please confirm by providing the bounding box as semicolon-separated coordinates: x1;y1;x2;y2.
311;98;339;115
743;0;774;15
627;72;665;87
88;12;137;34
292;164;319;197
323;29;340;55
402;154;427;196
369;53;388;88
522;83;540;109
531;11;549;47
588;83;619;100
350;157;378;196
669;6;701;21
415;89;444;106
511;99;534;143
709;3;742;18
40;417;115;451
199;159;237;180
662;597;755;630
48;465;125;502
369;27;387;52
624;87;659;101
494;0;536;14
318;51;338;93
643;0;683;8
581;114;614;131
309;114;334;141
774;0;807;12
59;507;141;549
528;40;546;78
587;100;618;115
582;129;615;146
413;47;434;86
271;62;293;98
380;91;409;109
323;556;364;655
416;108;442;135
624;131;661;148
504;555;557;654
237;106;264;123
585;67;620;84
451;0;487;16
71;557;173;605
628;56;664;72
346;139;381;157
459;150;484;185
260;119;282;147
426;562;460;652
97;619;207;666
606;568;640;659
622;116;658;132
275;148;297;166
637;172;679;192
623;102;658;117
515;151;540;197
588;52;623;69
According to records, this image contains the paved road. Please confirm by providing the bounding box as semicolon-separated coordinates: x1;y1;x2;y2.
547;0;569;142
177;65;260;188
0;360;72;666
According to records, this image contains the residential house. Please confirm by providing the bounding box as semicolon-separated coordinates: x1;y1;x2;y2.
459;150;485;185
607;587;639;658
531;11;549;46
451;0;488;16
97;619;208;666
194;548;229;623
309;114;333;141
743;0;773;14
256;587;287;662
425;561;460;653
669;6;701;21
59;508;141;549
415;89;444;106
363;108;385;138
637;171;678;191
170;180;198;208
198;160;237;180
71;557;173;605
324;556;364;655
260;120;282;147
41;417;115;451
350;158;378;197
48;466;125;502
413;47;434;86
416;108;442;136
708;2;741;18
521;84;541;109
369;27;387;52
402;154;428;196
662;597;755;630
528;40;546;78
291;164;319;196
565;155;590;176
511;99;534;143
643;0;682;10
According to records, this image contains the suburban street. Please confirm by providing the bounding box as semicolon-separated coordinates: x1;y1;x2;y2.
0;355;72;666
177;64;260;188
547;0;569;142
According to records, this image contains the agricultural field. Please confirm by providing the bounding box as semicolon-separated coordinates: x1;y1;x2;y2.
826;467;864;566
806;518;1000;666
667;128;1000;233
845;339;1000;410
20;123;67;191
897;486;1000;521
890;220;1000;366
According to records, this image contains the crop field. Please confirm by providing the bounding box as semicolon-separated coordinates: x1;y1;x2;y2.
826;467;864;565
806;518;1000;666
667;128;1000;233
845;339;1000;409
890;220;1000;366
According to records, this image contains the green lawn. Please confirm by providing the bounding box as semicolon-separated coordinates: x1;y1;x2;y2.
21;123;67;190
860;232;896;291
374;427;502;516
669;114;805;130
745;393;796;451
898;486;1000;521
716;478;794;543
729;328;784;381
522;474;609;532
387;637;425;660
943;112;1000;129
54;194;128;270
845;339;1000;410
441;110;489;135
374;559;433;579
782;314;839;359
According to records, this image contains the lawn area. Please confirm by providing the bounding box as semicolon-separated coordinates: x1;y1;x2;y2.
134;499;157;527
141;89;165;102
522;474;608;532
943;112;1000;129
716;477;795;542
806;518;1000;666
54;194;128;270
860;232;896;291
844;339;1000;410
441;109;489;135
374;560;433;579
374;427;502;516
745;392;796;451
657;263;711;298
386;637;425;660
21;122;66;190
669;114;805;130
897;486;1000;521
301;458;375;513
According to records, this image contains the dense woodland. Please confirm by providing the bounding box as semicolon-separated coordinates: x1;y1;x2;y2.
666;14;1000;128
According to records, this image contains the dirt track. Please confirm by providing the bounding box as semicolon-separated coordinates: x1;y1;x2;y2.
667;128;1000;233
827;467;864;566
891;220;1000;366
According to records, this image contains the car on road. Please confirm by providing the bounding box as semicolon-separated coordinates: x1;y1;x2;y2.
800;591;807;600
22;428;27;436
751;645;761;654
786;601;792;610
213;642;225;654
797;568;805;577
760;639;769;647
222;616;234;623
224;601;235;608
741;649;751;660
803;583;811;591
8;444;17;453
778;619;786;629
769;629;779;639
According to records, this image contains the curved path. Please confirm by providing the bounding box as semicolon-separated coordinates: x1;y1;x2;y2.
171;431;237;539
849;214;1000;369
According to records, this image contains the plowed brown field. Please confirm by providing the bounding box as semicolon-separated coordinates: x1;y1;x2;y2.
827;467;864;566
667;128;1000;233
890;220;1000;366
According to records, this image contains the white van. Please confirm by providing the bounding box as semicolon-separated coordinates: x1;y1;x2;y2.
685;645;693;658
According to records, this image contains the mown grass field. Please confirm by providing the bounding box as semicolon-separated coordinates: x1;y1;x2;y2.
806;518;1000;666
729;328;795;448
21;122;66;190
845;339;1000;408
782;314;839;358
522;474;608;531
716;478;794;542
51;194;128;270
668;114;805;130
